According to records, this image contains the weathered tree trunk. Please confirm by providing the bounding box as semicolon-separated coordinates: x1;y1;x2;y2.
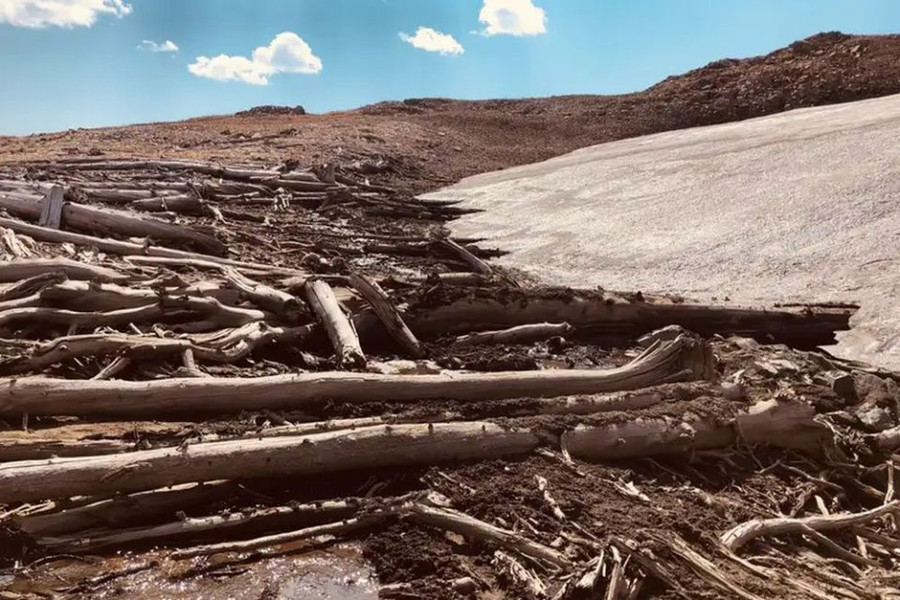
305;279;366;368
433;239;494;275
407;296;854;349
0;336;710;417
562;398;830;461
222;267;305;322
349;273;422;357
0;422;542;503
0;192;225;255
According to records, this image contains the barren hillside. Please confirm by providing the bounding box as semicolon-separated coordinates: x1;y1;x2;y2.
2;32;900;193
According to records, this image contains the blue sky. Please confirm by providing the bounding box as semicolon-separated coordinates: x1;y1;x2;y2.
1;0;898;135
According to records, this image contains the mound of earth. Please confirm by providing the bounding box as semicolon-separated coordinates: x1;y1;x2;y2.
234;105;307;117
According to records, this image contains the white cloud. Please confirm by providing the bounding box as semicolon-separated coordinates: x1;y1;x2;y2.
137;39;178;53
0;0;131;28
479;0;547;37
399;27;464;56
188;32;322;86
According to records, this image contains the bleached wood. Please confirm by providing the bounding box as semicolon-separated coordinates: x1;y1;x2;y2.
349;273;421;357
38;186;65;229
0;336;706;417
305;279;366;368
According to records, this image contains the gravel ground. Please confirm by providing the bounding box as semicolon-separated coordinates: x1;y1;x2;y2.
427;94;900;369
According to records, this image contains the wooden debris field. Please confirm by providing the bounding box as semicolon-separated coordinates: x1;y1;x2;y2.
0;157;897;600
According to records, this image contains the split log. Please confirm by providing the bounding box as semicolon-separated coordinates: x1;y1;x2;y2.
15;481;241;537
722;501;900;552
433;239;493;275
38;185;64;228
455;322;573;347
38;498;359;551
223;267;305;322
562;398;830;462
0;422;542;503
0;259;127;283
0;191;225;255
407;503;571;568
407;296;854;349
0;336;710;417
349;273;421;357
305;279;366;368
0;215;283;274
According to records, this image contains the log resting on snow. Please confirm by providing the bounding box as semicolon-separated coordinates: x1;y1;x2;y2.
404;295;855;348
0;335;712;417
0;397;828;504
0;191;225;255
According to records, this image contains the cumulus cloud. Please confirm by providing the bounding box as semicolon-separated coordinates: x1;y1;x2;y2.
399;27;464;56
188;32;322;86
137;39;178;53
479;0;547;37
0;0;131;28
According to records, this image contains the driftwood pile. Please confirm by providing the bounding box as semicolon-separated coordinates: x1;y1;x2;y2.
0;158;898;599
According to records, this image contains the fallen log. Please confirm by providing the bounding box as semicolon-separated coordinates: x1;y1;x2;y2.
172;513;389;559
455;322;573;347
15;481;241;537
407;296;854;348
38;498;360;551
0;191;226;255
0;438;131;462
0;422;542;503
433;238;493;275
0;336;710;417
0;215;289;274
349;273;421;357
305;279;366;368
40;281;266;326
0;259;127;283
562;398;831;462
223;267;305;322
0;272;67;302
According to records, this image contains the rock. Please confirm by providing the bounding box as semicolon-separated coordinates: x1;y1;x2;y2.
855;403;894;432
813;371;856;402
452;577;478;596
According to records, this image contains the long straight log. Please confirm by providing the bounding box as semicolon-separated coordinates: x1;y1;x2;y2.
0;258;128;283
0;336;709;417
0;422;542;503
0;192;225;255
305;279;366;368
407;296;854;348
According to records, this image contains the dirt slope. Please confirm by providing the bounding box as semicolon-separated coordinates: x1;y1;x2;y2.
2;32;900;194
